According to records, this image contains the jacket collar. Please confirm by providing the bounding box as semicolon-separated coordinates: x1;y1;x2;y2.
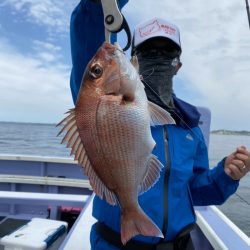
171;95;200;128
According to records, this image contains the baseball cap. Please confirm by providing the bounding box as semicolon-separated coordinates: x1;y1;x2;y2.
131;17;181;55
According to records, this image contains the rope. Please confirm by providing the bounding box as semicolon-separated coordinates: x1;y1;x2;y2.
235;192;250;206
245;0;250;29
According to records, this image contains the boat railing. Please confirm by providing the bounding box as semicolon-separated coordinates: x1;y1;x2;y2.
195;206;250;249
0;174;92;189
0;155;92;220
0;154;77;164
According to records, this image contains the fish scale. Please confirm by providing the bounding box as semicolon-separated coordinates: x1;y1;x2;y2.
97;101;141;191
58;42;176;244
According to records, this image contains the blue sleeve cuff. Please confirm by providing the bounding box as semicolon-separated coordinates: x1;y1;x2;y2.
211;159;239;193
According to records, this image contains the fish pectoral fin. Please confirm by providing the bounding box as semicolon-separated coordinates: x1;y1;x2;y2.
138;155;164;195
57;109;118;206
148;101;176;126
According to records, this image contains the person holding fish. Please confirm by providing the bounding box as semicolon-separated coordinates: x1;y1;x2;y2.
63;0;250;249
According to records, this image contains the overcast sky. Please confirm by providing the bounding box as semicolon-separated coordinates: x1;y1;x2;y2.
0;0;249;130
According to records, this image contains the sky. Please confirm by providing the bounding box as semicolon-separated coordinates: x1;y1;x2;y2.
0;0;249;130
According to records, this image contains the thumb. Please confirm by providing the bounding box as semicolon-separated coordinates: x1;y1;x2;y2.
225;167;232;176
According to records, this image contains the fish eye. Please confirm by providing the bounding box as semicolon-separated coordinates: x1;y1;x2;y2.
89;64;103;79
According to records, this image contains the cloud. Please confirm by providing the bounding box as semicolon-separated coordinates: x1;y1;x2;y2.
122;0;250;130
0;38;73;124
1;0;249;130
32;40;62;63
33;40;61;52
2;0;79;36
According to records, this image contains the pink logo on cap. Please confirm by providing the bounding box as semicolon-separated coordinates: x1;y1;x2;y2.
160;24;176;36
139;20;161;38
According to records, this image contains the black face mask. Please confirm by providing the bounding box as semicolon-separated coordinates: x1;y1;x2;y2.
137;51;179;111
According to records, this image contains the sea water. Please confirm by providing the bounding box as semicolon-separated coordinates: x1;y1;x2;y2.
209;134;250;238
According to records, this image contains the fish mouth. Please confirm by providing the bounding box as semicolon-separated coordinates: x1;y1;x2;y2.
101;42;127;76
102;42;125;55
100;42;137;95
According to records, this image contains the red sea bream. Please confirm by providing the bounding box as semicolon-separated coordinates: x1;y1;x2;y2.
58;42;175;244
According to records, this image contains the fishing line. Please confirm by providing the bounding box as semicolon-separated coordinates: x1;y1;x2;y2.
140;67;156;80
141;77;204;142
235;192;250;206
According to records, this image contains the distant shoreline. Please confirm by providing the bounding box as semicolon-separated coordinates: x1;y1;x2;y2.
0;121;56;126
211;130;250;136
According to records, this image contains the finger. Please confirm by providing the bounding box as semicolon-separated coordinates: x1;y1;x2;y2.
237;146;247;152
225;153;236;165
236;147;249;157
226;164;244;180
235;149;250;171
235;153;249;162
231;159;246;173
231;159;244;166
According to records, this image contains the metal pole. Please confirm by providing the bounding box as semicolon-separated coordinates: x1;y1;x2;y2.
245;0;250;29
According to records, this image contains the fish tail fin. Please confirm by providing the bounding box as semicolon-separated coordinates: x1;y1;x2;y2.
121;207;163;245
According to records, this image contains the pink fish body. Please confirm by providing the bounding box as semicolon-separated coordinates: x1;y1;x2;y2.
58;42;175;244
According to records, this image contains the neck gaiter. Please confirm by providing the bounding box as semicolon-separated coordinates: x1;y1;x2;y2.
137;54;179;110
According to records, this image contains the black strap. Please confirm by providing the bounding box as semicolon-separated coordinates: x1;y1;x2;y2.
94;222;195;250
161;127;170;241
95;222;156;250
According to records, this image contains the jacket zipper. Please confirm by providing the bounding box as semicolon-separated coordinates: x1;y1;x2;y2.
162;126;171;240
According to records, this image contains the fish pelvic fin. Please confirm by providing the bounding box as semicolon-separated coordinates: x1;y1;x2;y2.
148;101;176;126
121;206;163;245
57;109;118;206
138;155;163;195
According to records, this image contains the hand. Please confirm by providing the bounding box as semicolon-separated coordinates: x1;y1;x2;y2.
224;146;250;180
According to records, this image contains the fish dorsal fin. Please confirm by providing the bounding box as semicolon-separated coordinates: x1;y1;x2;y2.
148;101;176;126
130;55;139;72
138;155;164;195
57;109;118;206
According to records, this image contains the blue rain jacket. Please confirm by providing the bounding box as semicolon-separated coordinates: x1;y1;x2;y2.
70;1;239;248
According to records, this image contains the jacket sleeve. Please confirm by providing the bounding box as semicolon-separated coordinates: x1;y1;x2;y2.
70;0;129;103
189;130;239;206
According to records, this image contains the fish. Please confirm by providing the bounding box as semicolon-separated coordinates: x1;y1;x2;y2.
57;42;175;244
